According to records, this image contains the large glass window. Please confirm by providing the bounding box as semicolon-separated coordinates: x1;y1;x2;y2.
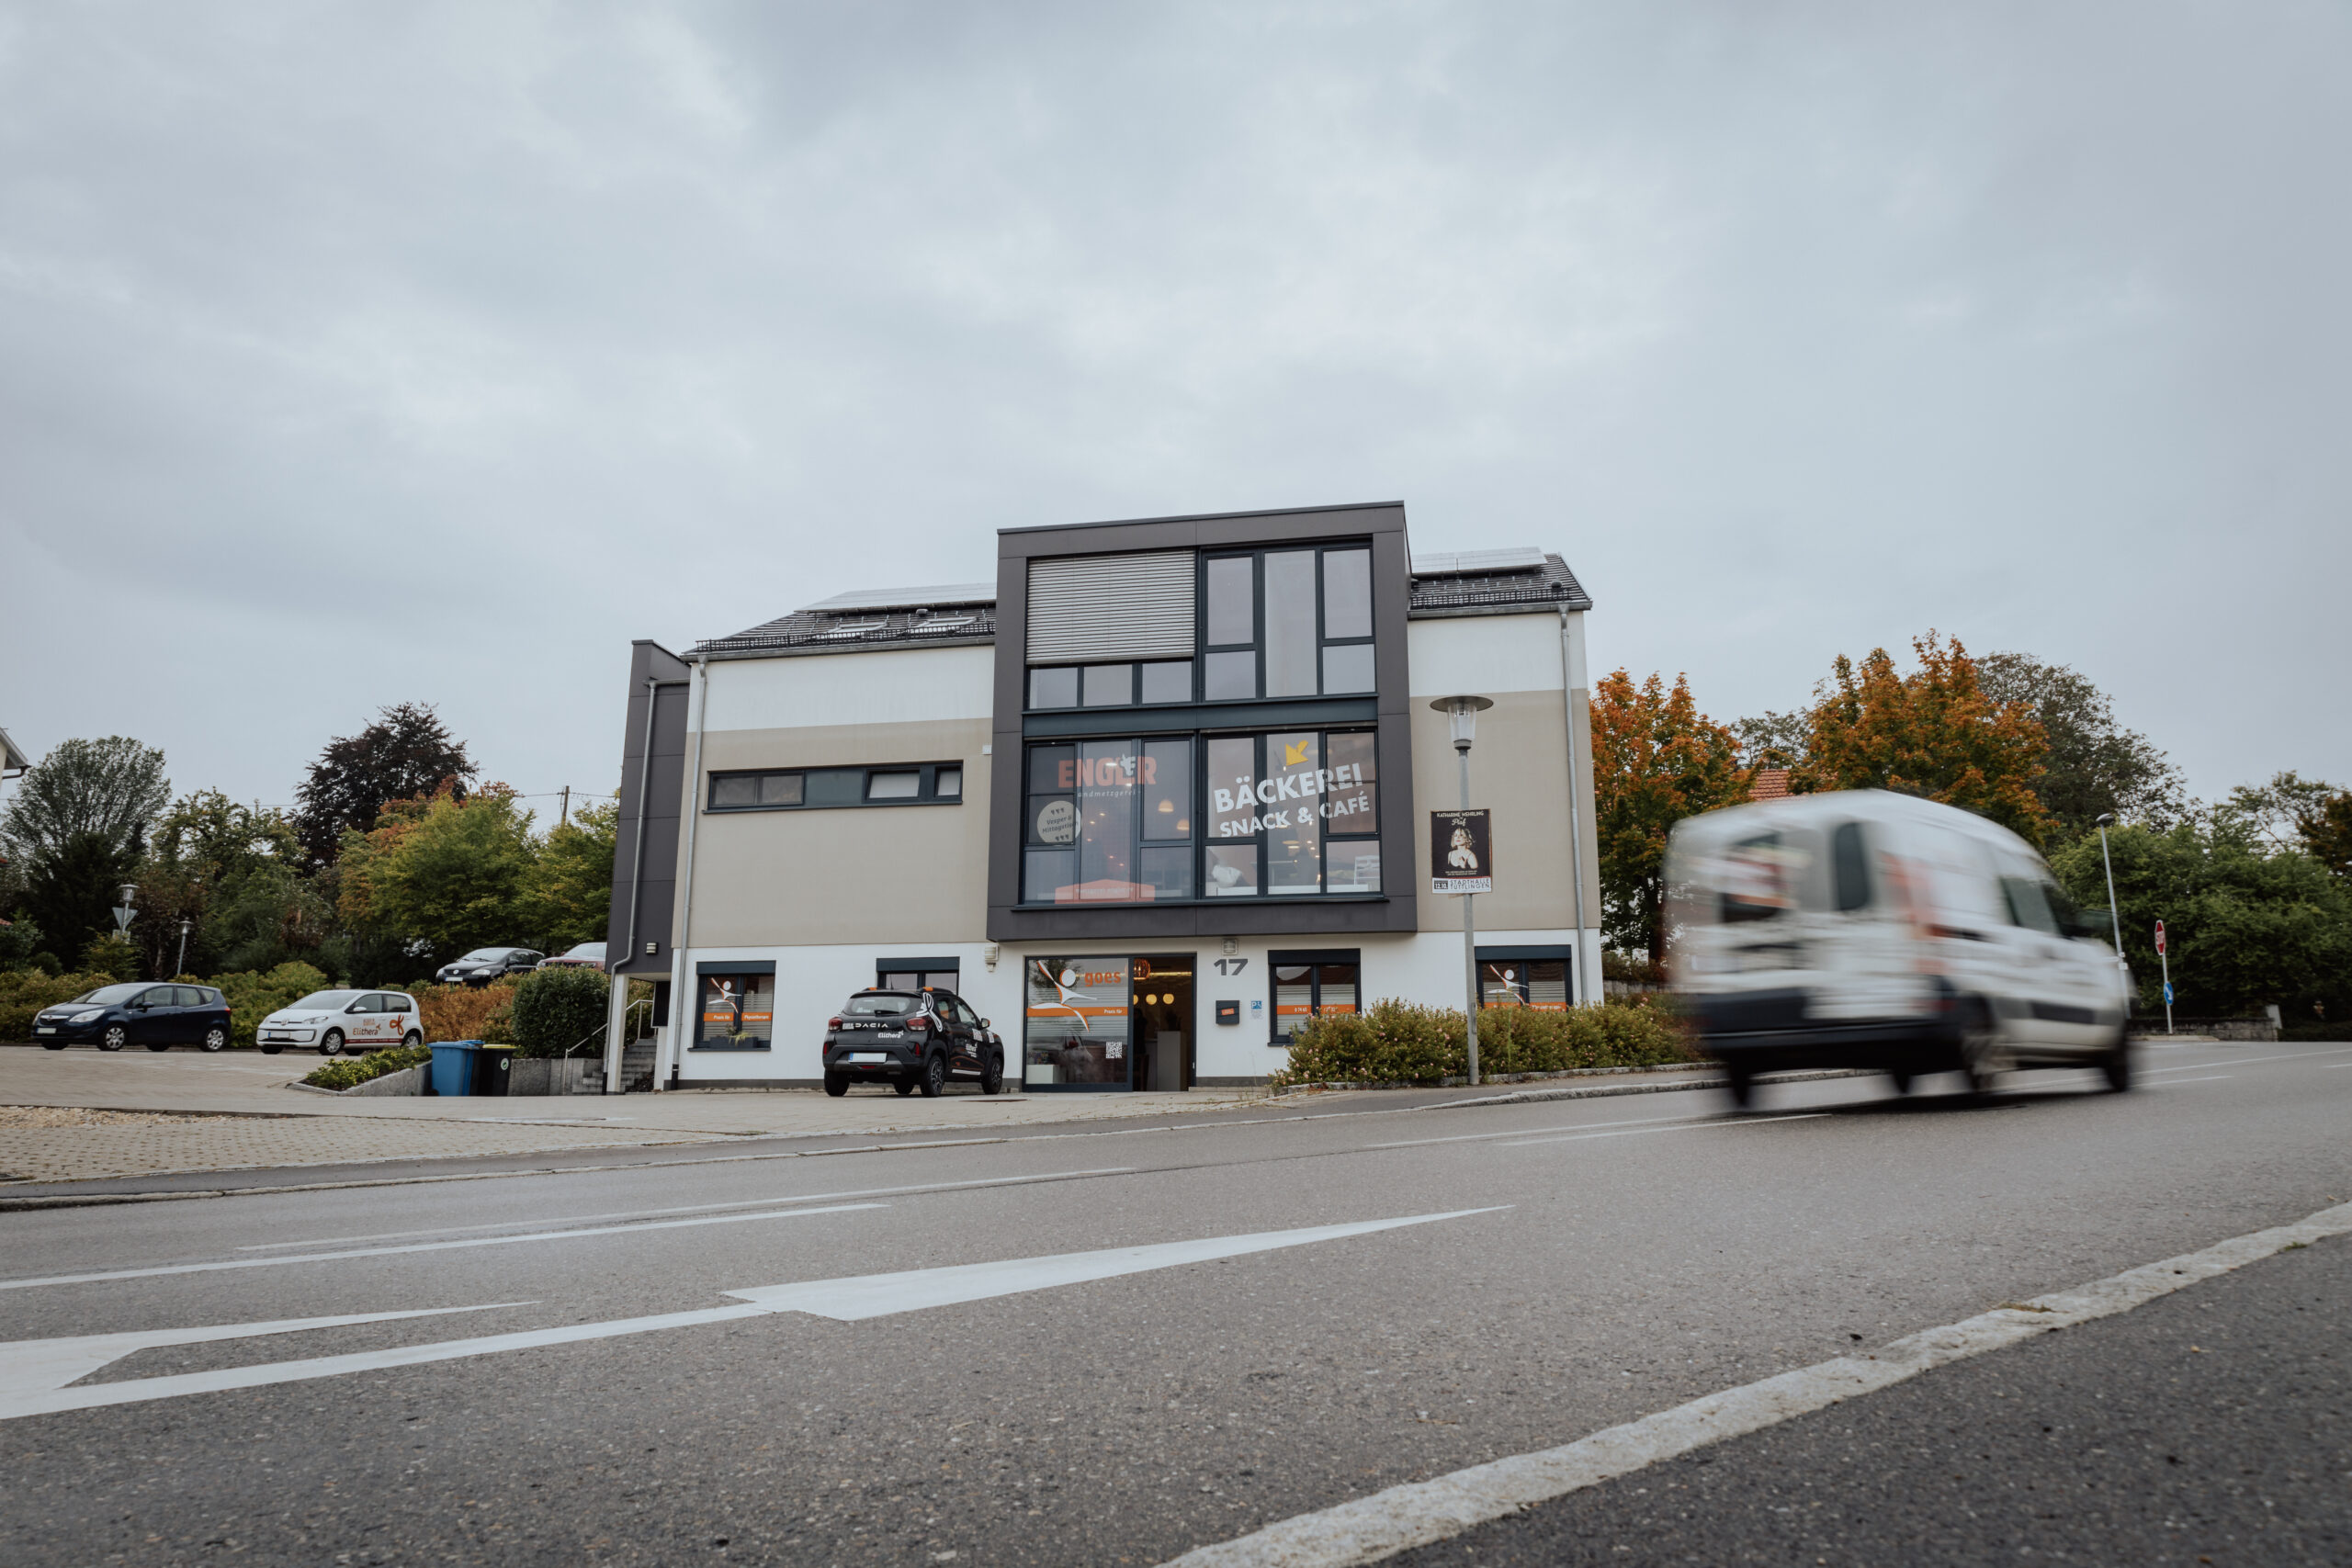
1023;739;1194;903
695;967;774;1050
1200;546;1376;701
1479;956;1569;1010
1024;956;1132;1087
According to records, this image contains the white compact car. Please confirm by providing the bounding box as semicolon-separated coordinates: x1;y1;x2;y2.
256;989;424;1056
1666;789;2133;1103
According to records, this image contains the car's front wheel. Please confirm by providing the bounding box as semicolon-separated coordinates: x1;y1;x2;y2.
979;1051;1004;1095
919;1051;948;1098
823;1073;848;1098
2099;1031;2134;1092
200;1026;228;1053
319;1029;345;1056
98;1026;127;1052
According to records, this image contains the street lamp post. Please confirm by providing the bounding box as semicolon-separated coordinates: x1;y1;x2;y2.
175;918;194;978
1432;695;1494;1086
2094;813;2133;1025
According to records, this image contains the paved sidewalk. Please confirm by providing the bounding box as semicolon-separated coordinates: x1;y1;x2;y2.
0;1045;1277;1184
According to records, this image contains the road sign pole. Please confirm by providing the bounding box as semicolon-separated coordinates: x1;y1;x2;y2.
1460;745;1479;1089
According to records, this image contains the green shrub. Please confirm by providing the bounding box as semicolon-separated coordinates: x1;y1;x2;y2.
0;971;119;1042
303;1043;431;1091
1275;996;1695;1086
77;936;141;980
209;961;333;1050
509;965;609;1058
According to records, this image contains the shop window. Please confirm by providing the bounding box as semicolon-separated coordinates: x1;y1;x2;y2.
694;964;774;1051
1269;952;1361;1043
1023;956;1132;1088
1204;729;1380;899
1478;949;1572;1010
1200;545;1377;701
1023;739;1195;904
707;764;962;812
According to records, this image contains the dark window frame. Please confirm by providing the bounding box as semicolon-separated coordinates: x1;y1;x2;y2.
1267;950;1363;1046
688;961;776;1053
706;762;965;813
1198;542;1377;705
1019;726;1378;908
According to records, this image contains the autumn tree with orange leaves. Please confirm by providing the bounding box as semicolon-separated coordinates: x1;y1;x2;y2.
1791;632;2052;845
1589;671;1750;959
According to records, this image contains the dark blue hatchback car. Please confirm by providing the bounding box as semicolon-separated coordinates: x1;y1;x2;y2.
33;982;233;1053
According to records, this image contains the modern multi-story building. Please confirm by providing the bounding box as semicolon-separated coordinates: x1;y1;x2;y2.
599;502;1601;1093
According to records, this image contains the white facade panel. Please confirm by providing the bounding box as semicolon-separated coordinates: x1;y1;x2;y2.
697;645;994;733
1407;614;1566;698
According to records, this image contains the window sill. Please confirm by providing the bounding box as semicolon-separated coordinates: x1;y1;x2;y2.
688;1043;773;1052
706;800;960;814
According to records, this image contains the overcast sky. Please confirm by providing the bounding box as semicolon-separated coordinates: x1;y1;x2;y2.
3;2;2345;819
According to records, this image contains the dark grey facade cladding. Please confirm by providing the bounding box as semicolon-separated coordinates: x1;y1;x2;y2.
987;502;1419;944
605;639;691;979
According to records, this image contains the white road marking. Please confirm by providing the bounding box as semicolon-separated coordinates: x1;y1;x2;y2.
1161;1198;2352;1568
233;1168;1135;1250
0;1303;526;1404
0;1208;1504;1421
0;1203;885;1292
2147;1046;2352;1073
1498;1114;1827;1148
2147;1076;2233;1088
1368;1111;1712;1149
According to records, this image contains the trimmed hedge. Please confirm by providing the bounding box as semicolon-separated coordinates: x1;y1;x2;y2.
304;1043;432;1091
1274;996;1696;1087
509;966;609;1059
0;971;119;1043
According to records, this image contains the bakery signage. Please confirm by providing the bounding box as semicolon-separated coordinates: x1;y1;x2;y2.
1430;807;1493;894
1210;753;1374;839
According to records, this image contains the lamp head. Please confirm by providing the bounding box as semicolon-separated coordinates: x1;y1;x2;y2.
118;883;139;907
2096;812;2116;829
1430;694;1494;751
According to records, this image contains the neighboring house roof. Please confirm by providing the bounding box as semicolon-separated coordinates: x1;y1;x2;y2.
0;726;28;776
1750;767;1792;802
692;546;1592;659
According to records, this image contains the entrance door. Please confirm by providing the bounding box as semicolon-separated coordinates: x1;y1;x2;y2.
1130;956;1194;1092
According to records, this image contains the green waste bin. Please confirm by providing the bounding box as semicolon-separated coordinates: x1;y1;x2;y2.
475;1043;514;1097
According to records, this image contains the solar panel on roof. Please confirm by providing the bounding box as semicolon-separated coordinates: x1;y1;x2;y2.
1408;547;1548;577
798;581;997;614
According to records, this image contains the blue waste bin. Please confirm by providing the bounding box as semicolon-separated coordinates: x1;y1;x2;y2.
427;1040;482;1097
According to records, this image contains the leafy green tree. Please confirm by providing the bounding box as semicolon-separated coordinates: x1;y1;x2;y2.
0;915;45;971
0;737;169;866
21;830;140;964
293;703;476;871
1974;652;2186;841
130;791;317;978
1590;670;1750;960
1792;632;2052;846
2299;789;2352;880
2049;815;2352;1019
366;785;537;966
520;796;616;952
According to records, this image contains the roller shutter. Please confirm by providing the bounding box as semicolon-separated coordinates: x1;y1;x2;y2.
1025;551;1196;663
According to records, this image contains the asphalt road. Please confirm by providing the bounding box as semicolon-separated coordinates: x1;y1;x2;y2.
4;1040;2349;1566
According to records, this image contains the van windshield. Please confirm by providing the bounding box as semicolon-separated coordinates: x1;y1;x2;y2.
842;993;919;1017
288;991;365;1011
73;984;148;1006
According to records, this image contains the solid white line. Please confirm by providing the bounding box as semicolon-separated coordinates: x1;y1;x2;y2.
1498;1114;1827;1148
1160;1198;2352;1567
0;1203;886;1292
233;1168;1135;1250
2147;1076;2233;1088
0;1207;1508;1420
2146;1045;2352;1073
1368;1111;1713;1149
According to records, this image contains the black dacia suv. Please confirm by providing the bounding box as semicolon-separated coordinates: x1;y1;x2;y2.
822;987;1005;1098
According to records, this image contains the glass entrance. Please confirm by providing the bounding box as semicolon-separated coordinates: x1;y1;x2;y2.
1023;954;1195;1090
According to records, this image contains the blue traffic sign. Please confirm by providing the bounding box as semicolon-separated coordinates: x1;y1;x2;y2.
2163;981;2174;1005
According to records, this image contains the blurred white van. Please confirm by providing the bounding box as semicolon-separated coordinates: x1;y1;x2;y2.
1666;790;2133;1103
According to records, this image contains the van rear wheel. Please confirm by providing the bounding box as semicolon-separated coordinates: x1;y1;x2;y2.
2100;1032;2134;1092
